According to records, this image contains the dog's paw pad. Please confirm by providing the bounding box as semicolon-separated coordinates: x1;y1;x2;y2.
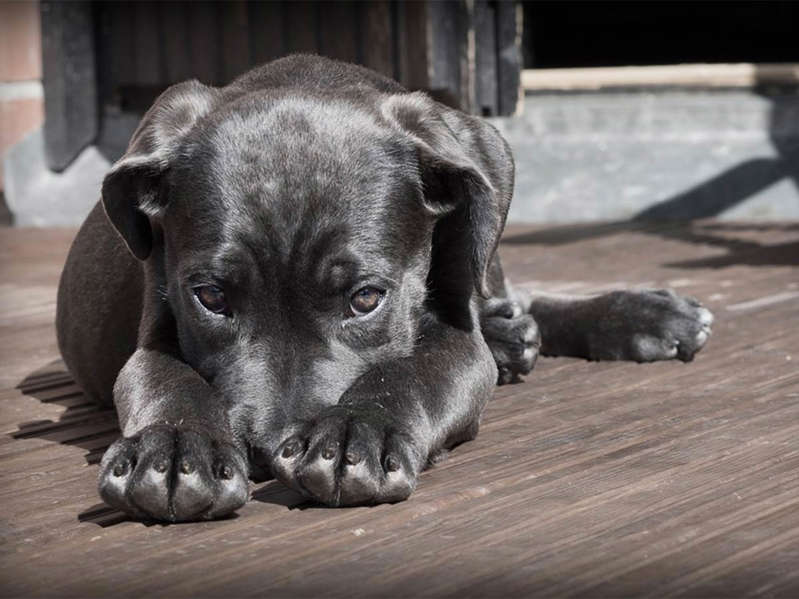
621;290;714;363
98;425;248;522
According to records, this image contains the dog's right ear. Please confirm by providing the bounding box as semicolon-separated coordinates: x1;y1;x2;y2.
101;80;220;260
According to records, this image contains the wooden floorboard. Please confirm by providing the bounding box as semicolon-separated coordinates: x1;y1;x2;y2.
0;221;797;597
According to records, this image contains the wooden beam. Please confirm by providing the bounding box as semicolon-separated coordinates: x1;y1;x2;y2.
319;1;358;64
359;1;393;79
496;0;522;116
521;63;799;91
40;0;97;171
474;0;498;116
248;1;284;67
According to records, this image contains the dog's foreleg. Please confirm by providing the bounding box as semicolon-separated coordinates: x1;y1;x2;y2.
97;348;249;522
270;319;497;506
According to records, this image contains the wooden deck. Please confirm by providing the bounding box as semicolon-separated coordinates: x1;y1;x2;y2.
1;221;798;597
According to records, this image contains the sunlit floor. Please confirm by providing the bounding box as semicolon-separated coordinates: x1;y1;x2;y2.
2;221;798;597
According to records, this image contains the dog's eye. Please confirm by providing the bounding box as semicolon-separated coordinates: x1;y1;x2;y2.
350;286;384;316
194;285;228;314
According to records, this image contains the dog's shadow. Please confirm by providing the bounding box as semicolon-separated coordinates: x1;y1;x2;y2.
251;480;320;510
12;359;119;466
11;359;130;526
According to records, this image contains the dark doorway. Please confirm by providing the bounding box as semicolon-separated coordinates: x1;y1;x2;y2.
523;1;799;69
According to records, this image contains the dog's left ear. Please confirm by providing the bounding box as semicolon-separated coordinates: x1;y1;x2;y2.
382;92;513;301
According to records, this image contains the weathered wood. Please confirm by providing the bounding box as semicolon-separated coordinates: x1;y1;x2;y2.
474;0;499;116
359;0;394;78
188;2;222;85
521;63;799;92
496;0;521;116
396;0;429;91
220;1;250;83
284;1;319;55
132;1;162;88
319;0;358;64
247;1;285;67
39;0;98;171
427;0;470;111
1;221;798;596
160;2;193;84
91;0;522;120
95;2;132;109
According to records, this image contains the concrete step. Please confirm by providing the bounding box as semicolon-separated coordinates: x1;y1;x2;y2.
491;90;799;222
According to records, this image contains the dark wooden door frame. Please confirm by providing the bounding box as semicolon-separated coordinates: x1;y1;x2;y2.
39;0;522;171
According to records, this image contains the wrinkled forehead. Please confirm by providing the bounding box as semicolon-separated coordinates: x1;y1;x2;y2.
212;96;407;198
165;95;429;268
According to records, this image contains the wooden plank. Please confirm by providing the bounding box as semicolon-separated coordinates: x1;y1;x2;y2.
474;0;498;116
521;63;799;92
188;1;222;85
132;1;161;87
247;1;284;67
359;0;394;78
101;2;137;96
495;0;521;116
284;1;319;55
160;1;193;83
426;0;469;110
319;0;358;64
39;0;98;170
220;1;250;83
396;0;429;91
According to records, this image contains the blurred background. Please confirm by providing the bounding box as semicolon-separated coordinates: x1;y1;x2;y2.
1;0;799;226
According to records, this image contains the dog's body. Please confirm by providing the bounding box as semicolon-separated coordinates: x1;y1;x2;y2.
56;55;713;521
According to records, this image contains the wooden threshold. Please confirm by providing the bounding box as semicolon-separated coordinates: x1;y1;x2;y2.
521;62;799;91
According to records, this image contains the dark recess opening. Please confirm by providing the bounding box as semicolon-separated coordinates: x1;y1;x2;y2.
522;1;799;69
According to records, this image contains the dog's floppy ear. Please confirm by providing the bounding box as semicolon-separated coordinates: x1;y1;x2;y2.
102;80;220;260
382;92;513;302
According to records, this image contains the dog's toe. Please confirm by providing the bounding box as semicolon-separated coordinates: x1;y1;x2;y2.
273;407;419;506
98;425;248;522
481;306;540;384
622;290;714;363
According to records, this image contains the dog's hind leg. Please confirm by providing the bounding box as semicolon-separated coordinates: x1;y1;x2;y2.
479;251;714;377
525;288;714;363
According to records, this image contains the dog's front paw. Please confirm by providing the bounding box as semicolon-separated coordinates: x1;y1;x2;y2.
481;297;541;384
98;424;248;522
272;406;422;506
598;289;714;362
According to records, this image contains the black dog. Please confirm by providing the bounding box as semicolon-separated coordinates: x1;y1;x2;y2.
56;55;713;522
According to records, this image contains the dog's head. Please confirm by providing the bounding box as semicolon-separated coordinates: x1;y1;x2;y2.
101;76;511;450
